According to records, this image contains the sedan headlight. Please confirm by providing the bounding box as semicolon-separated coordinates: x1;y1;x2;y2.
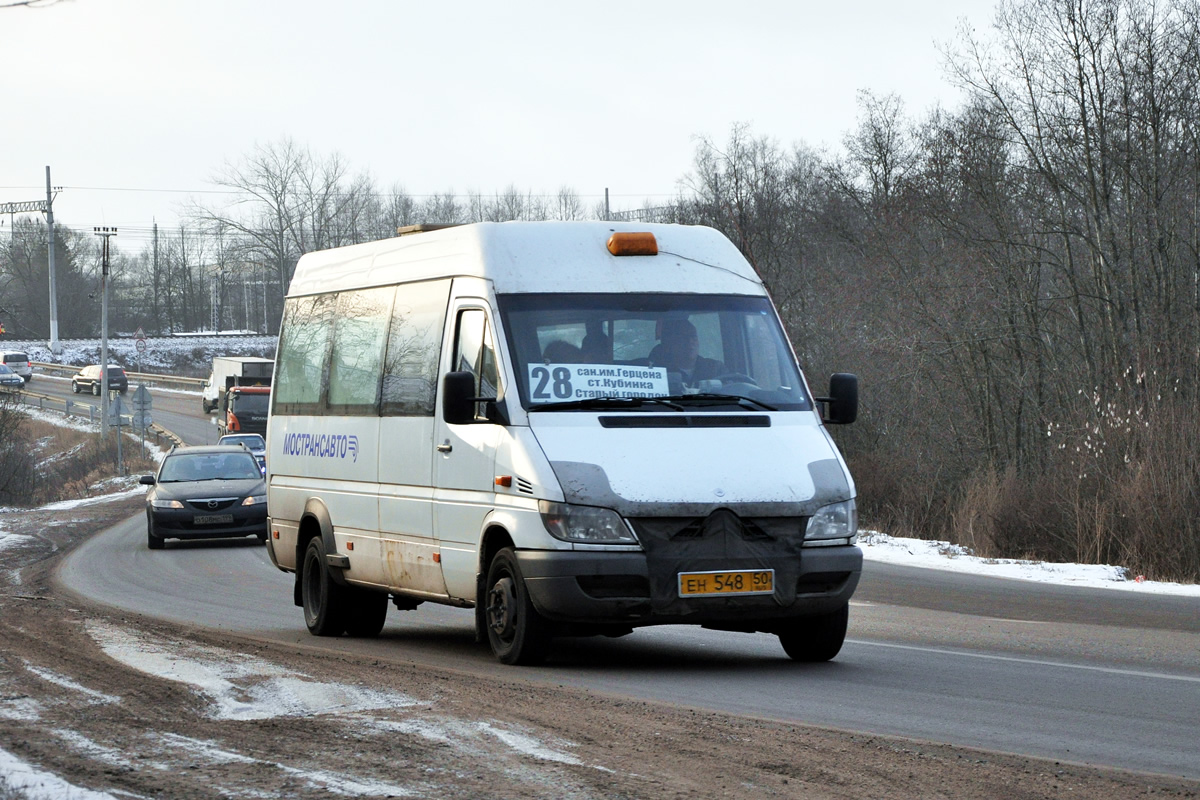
539;500;638;544
804;499;858;545
241;495;267;507
151;499;184;509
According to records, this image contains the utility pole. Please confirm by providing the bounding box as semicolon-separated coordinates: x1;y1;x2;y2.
94;227;117;436
0;167;61;353
46;167;60;354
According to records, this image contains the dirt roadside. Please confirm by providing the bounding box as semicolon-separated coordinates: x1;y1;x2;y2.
0;494;1196;800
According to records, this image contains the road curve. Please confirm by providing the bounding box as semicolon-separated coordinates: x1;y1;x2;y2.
57;514;1200;780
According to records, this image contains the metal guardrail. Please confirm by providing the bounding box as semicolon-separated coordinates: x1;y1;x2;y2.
12;388;187;448
30;362;205;391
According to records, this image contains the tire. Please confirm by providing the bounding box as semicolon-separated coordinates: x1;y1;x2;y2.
71;381;80;394
301;537;348;636
484;548;550;665
146;515;165;550
343;589;388;638
91;382;100;396
777;604;849;662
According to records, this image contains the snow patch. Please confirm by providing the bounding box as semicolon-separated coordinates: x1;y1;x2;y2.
86;621;423;721
23;662;121;705
860;531;1200;595
477;722;583;765
50;731;134;769
0;746;119;799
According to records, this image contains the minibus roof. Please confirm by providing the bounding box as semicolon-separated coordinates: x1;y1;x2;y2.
286;221;764;298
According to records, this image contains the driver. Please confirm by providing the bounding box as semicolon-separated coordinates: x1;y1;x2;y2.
654;319;725;386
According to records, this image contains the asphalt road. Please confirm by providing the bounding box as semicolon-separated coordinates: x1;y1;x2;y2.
36;373;1200;779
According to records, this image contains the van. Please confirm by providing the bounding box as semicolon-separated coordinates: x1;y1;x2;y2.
265;222;861;665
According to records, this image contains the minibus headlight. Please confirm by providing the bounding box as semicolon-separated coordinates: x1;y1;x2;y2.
538;500;638;544
804;499;858;545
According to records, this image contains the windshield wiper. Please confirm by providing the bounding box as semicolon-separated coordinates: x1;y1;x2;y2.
529;396;685;412
657;393;777;411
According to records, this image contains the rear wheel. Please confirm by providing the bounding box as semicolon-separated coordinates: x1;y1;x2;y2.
91;382;100;396
343;589;388;638
301;537;348;636
484;548;550;665
777;604;849;662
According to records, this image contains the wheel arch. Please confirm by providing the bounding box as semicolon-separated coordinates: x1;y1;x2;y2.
292;497;346;607
473;523;516;641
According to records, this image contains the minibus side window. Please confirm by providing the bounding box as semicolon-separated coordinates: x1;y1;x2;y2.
381;280;451;417
454;308;500;420
327;286;394;414
275;294;335;415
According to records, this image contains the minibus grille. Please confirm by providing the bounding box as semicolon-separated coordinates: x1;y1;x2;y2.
630;513;806;543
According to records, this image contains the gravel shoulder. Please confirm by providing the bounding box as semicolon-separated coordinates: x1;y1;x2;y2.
0;495;1196;799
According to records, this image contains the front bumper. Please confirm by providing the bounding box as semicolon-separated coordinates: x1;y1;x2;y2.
149;506;268;540
517;545;862;629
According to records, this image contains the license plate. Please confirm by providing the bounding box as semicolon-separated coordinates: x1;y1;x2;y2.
194;514;234;525
678;569;774;597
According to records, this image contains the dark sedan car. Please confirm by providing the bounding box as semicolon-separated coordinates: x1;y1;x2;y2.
140;445;268;549
0;364;24;392
71;364;128;395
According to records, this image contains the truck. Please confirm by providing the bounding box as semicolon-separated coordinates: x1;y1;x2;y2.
216;384;271;437
202;356;274;414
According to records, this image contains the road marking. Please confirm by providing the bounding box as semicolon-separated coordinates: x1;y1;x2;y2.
850;639;1200;683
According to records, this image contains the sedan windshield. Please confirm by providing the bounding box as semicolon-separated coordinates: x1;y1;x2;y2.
159;453;263;482
497;293;813;411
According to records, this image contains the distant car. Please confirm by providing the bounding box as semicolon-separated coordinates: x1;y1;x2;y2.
218;433;267;475
0;351;31;383
0;363;24;392
139;445;268;550
71;364;128;395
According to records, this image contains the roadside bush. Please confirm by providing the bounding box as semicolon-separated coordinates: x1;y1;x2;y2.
945;385;1200;583
0;395;37;506
5;406;156;507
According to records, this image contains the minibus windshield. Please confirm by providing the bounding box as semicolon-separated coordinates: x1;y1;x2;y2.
497;293;813;412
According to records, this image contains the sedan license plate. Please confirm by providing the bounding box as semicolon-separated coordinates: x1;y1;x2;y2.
678;569;774;597
193;514;234;525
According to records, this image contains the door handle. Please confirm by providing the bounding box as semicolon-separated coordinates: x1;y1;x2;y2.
436;440;453;453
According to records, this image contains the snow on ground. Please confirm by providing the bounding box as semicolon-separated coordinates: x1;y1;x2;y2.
3;335;276;378
858;531;1200;596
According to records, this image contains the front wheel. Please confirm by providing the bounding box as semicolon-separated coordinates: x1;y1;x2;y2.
301;537;348;636
484;548;550;665
146;515;164;550
71;381;80;394
777;604;849;662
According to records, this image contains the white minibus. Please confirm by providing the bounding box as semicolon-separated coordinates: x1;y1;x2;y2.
265;221;861;665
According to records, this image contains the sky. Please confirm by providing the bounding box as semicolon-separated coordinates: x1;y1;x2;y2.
1;0;1001;244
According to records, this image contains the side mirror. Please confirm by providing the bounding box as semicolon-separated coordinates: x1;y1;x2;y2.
817;373;858;425
442;371;478;425
139;475;156;486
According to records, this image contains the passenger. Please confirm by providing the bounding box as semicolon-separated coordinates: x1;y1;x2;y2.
542;339;583;364
580;332;611;363
653;319;725;385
